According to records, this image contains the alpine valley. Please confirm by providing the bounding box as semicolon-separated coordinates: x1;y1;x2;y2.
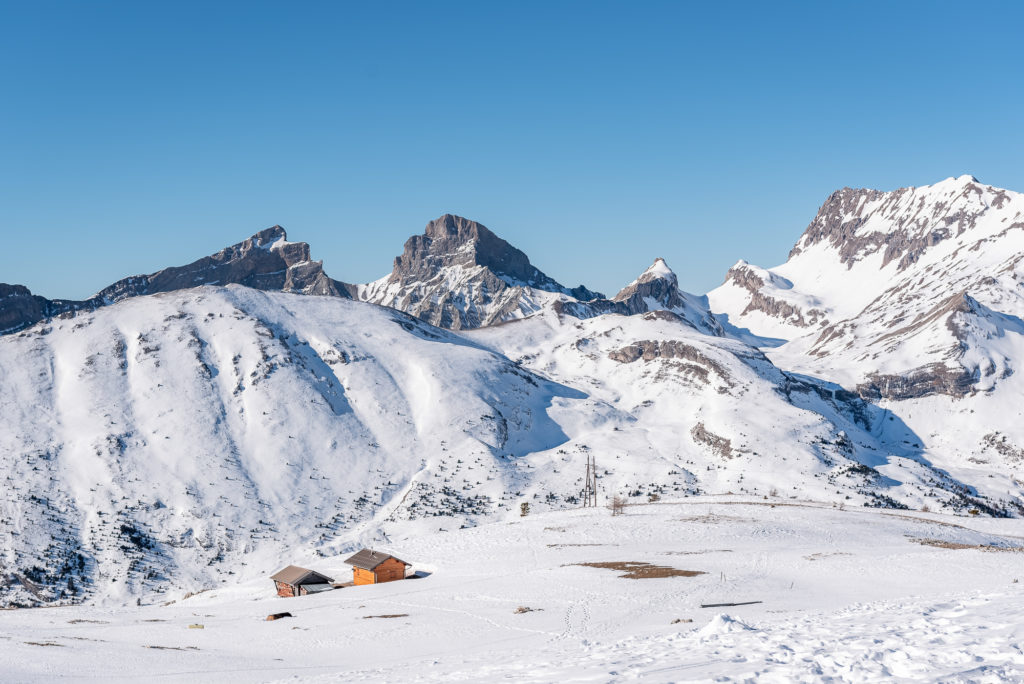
3;174;1024;611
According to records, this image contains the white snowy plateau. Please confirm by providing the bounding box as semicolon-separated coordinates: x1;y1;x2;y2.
2;175;1024;682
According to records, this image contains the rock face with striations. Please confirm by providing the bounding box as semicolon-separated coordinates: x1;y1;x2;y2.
0;226;352;335
358;214;603;330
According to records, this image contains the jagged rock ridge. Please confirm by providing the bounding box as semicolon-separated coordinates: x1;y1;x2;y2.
0;227;351;334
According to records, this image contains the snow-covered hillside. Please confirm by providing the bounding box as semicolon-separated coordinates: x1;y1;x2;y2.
5;284;1018;608
0;287;606;607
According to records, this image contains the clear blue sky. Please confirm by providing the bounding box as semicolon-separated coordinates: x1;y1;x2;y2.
2;1;1023;300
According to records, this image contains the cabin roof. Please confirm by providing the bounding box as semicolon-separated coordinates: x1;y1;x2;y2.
270;565;334;585
344;549;408;571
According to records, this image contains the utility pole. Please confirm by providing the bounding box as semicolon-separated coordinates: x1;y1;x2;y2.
582;453;598;507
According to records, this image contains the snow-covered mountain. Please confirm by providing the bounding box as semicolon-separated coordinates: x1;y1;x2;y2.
4;176;1024;609
708;175;1024;505
3;288;1014;607
710;175;1024;398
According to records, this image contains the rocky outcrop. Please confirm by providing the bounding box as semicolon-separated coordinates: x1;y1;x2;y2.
690;422;734;459
0;226;351;335
855;364;977;401
721;262;826;328
608;339;733;389
359;214;602;330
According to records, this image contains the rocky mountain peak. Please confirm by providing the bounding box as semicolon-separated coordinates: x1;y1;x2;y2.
602;258;723;336
635;258;678;286
393;214;598;298
360;214;603;329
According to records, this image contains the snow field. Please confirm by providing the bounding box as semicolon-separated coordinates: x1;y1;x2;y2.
1;498;1022;682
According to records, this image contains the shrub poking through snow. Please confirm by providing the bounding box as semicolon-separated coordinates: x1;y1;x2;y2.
609;495;627;516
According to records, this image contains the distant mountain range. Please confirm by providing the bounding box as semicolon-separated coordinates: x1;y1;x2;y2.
3;175;1023;607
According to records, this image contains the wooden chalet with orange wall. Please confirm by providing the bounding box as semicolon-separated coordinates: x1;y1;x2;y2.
269;565;334;597
344;549;409;585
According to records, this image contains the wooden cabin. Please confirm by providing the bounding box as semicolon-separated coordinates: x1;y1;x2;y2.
270;565;334;597
344;549;409;585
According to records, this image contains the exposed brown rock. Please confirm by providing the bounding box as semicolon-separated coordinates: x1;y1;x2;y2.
690;422;734;459
855;364;976;401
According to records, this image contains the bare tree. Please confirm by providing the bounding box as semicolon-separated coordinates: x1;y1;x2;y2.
520;502;530;517
608;495;626;516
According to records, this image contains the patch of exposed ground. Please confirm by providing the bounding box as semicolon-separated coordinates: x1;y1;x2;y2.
362;614;409;619
914;539;1024;552
568;561;707;580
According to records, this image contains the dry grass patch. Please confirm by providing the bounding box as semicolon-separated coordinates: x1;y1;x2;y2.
569;561;706;580
914;538;1024;552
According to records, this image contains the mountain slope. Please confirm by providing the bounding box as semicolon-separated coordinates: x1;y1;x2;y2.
0;287;596;606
